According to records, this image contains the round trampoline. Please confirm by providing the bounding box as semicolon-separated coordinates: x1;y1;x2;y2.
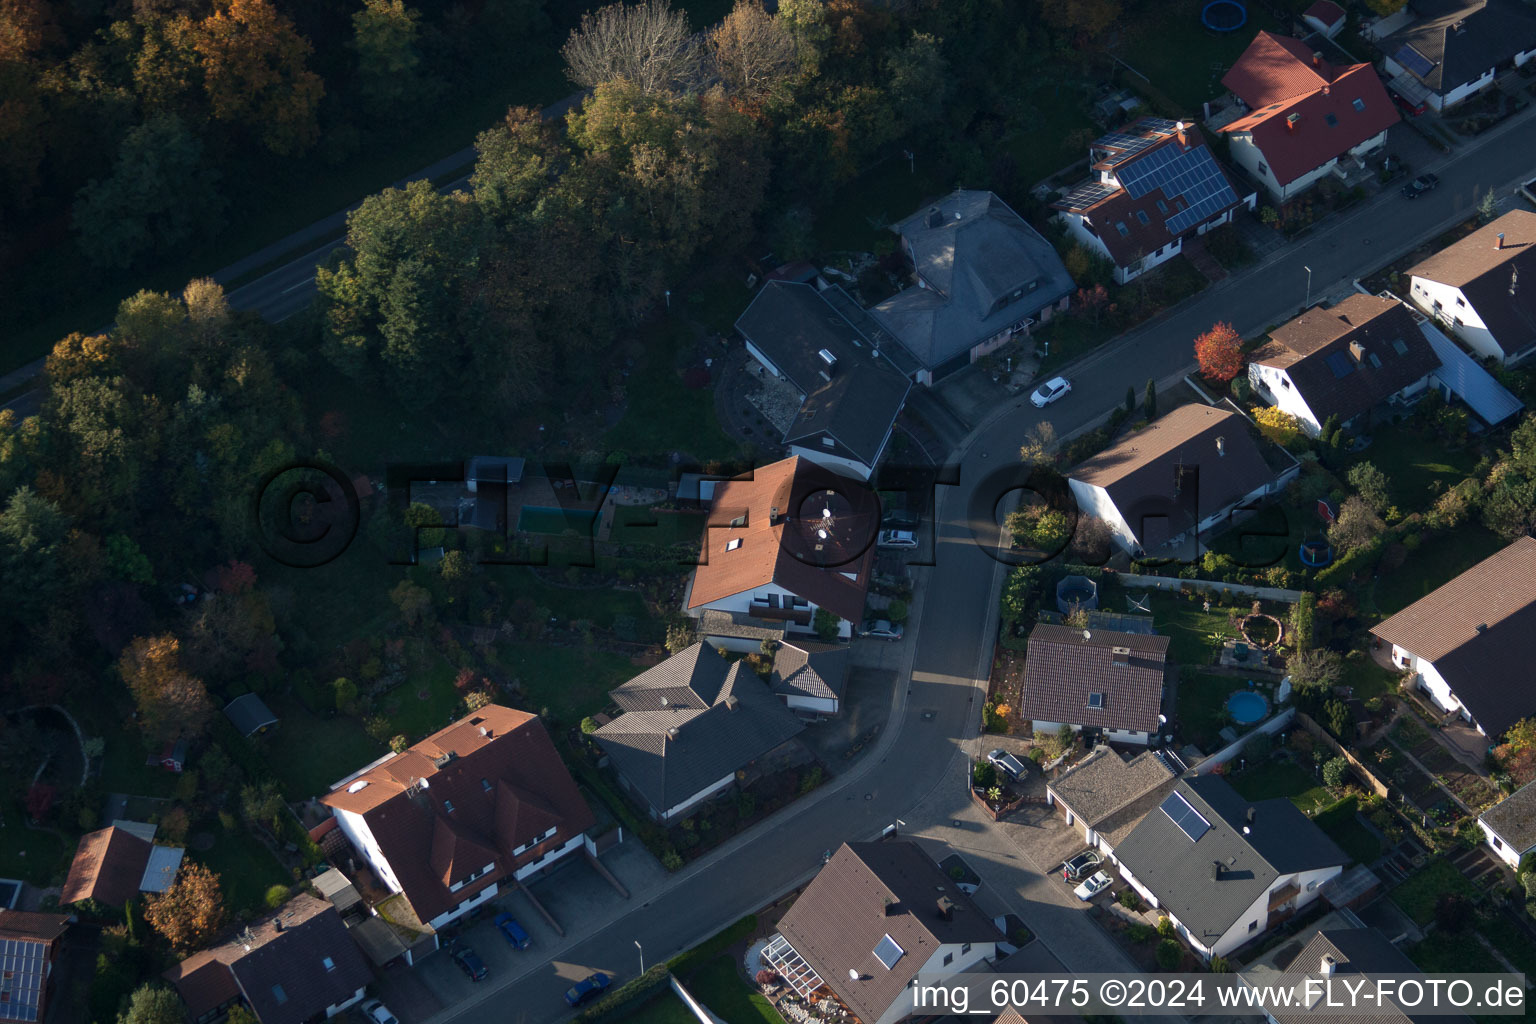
1228;690;1269;725
1299;536;1333;567
1202;0;1247;31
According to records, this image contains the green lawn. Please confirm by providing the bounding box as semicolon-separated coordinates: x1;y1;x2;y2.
682;267;756;337
1370;525;1505;615
1407;931;1495;974
1480;913;1536;976
87;713;179;800
1120;3;1286;112
255;696;386;800
1391;858;1481;925
1206;501;1308;575
610;506;708;549
814;158;950;254
1311;796;1383;865
1004;84;1098;186
1339;653;1397;703
1345;431;1479;512
604;318;738;462
626;994;696;1024
0;801;71;888
1176;672;1244;752
191;820;291;916
1229;757;1331;813
497;642;641;723
505;567;662;635
381;654;466;741
683;956;784;1024
1151;594;1244;665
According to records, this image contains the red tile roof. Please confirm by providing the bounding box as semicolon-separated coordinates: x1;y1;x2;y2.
60;826;153;907
1304;0;1346;28
687;456;875;622
0;911;69;943
319;705;594;924
1221;33;1400;187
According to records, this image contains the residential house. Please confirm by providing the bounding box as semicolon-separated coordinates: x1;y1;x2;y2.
1378;0;1536;113
1219;32;1399;201
769;640;850;717
1019;625;1172;745
1248;293;1440;436
1053;119;1255;285
1371;535;1536;739
1406;209;1536;365
0;910;69;1024
225;693;279;738
1112;775;1347;958
60;821;184;908
593;643;807;821
1242;915;1473;1024
320;705;595;932
311;867;434;968
1067;405;1298;557
684;456;877;640
1478;779;1536;869
164;894;371;1024
1302;0;1347;37
763;841;999;1024
1046;746;1181;858
871;190;1075;384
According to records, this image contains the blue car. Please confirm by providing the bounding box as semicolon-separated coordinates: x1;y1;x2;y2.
564;972;611;1007
494;912;531;949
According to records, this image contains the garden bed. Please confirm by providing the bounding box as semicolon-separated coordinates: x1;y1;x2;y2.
1390;857;1481;925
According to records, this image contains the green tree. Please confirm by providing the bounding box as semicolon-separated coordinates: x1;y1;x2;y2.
72;114;224;268
403;501;447;549
263;884;290;909
1144;378;1157;419
105;533;154;584
120;984;185;1024
351;0;422;114
1318;413;1341;447
1325;698;1351;739
239;779;286;837
813;608;839;641
189;0;324;156
1125;385;1136;416
1346;461;1392;515
1321;756;1350;789
884;31;947;135
776;0;830;72
0;487;71;622
1156;938;1182;970
332;676;358;714
1328;495;1384;553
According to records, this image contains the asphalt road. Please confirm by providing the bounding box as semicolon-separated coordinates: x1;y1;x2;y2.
415;106;1536;1023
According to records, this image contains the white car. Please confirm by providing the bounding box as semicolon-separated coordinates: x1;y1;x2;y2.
1030;376;1072;408
361;1001;399;1024
877;529;918;549
1073;870;1112;902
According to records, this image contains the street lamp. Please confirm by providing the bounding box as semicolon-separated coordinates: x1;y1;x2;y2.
635;939;645;975
1303;265;1312;310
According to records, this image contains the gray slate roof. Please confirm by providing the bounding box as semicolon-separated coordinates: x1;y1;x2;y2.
1480;779;1536;855
770;641;850;703
736;281;912;467
225;693;278;736
1381;0;1536;94
594;644;805;814
1020;624;1170;734
1114;775;1347;947
1254;927;1471;1024
873;191;1075;370
1047;747;1177;829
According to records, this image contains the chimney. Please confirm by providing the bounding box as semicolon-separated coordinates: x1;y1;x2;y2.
1287;112;1301;131
724;695;739;711
666;726;679;740
1175;120;1189;148
1216;436;1226;457
1211;861;1222;881
769;506;780;524
1497;232;1505;251
1246;806;1256;825
1112;646;1130;666
274;919;284;933
1349;340;1366;363
1321;954;1337;976
1476;623;1488;633
1312;51;1324;66
936;896;956;921
883;896;897;916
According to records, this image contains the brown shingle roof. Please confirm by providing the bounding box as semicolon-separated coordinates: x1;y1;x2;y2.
60;826;153;907
1370;536;1536;738
1406;210;1536;360
164;895;372;1024
1252;295;1440;424
1069;405;1278;548
1047;746;1177;828
319;705;593;924
1020;625;1170;734
776;842;997;1024
770;641;849;703
0;911;69;943
687;457;876;623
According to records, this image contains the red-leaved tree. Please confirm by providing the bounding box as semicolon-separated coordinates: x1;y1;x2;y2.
1194;321;1245;383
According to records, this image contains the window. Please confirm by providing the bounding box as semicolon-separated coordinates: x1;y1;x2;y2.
1135;210;1150;226
544;826;558;839
729;514;746;528
444;800;455;813
1248;921;1258;933
1087;692;1106;709
1281;378;1291;389
1115;222;1130;237
791;597;809;608
1456;296;1465;306
961;943;971;955
482;778;492;792
1257;162;1268;176
725;538;742;551
1493;835;1503;849
765;594;779;608
943;953;954;966
272;985;289;1005
1353;98;1366;112
1306;880;1318;891
1325;113;1338;127
1156;199;1169;214
323;956;336;972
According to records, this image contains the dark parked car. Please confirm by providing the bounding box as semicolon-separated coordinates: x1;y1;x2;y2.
494;912;531;949
1061;850;1102;883
451;947;489;982
1401;173;1439;199
564;972;612;1007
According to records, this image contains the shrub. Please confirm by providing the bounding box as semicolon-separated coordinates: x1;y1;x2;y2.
1127;923;1155;943
973;762;998;789
1156;915;1174;938
1210;954;1230;974
661;850;683;871
580;717;600;735
888;599;909;624
1322;756;1351;789
263;885;289;910
1255;406;1306;449
1434;892;1473;933
389;734;409;753
799;766;824;794
1118;888;1143;911
1156;939;1183;970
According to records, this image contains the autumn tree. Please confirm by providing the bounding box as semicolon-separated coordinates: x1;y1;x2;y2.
1254;407;1305;449
1494;716;1536;785
72;114;225;268
239;779;286;838
119;635;214;743
1018;421;1057;465
351;0;422;114
561;0;699;93
707;0;798;99
145;863;227;951
189;0;324;156
1006;504;1072;552
1328;495;1383;554
1194;322;1245;383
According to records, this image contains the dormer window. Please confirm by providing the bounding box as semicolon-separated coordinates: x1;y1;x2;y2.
1115;222;1130;237
729;514;746;528
725;538;743;551
444;800;455;813
1087;692;1106;709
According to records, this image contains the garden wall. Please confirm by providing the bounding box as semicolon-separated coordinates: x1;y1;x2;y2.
1192;707;1295;774
1117;573;1304;603
1294;712;1393;800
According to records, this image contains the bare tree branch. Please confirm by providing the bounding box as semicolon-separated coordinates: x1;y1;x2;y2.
706;0;798;99
561;0;700;95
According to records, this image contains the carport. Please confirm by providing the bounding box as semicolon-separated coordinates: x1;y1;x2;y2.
1421;321;1525;426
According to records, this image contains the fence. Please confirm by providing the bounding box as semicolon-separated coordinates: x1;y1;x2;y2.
1192;706;1296;774
1116;573;1305;603
1293;712;1393;800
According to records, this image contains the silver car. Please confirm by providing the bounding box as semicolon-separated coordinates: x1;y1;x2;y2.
861;619;905;641
987;749;1027;780
1074;870;1112;902
361;1001;399;1024
877;529;919;549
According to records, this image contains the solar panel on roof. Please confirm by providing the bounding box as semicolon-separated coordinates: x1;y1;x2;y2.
873;933;905;970
1325;351;1355;378
1061;181;1119;209
1395;44;1435;78
1160;791;1211;842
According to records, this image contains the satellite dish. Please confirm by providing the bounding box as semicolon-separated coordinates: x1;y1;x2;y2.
1158;714;1167;725
848;969;859;981
822;508;832;519
818;529;828;540
1082;629;1092;641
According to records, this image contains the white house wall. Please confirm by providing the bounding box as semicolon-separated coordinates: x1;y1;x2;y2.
1068;479;1139;554
788;443;875;481
1249;363;1323;435
512;834;585;882
427;881;499;931
694;581;852;638
1439;71;1495;110
874;941;998;1024
1477;818;1531;869
332;808;402;896
662;772;737;821
784;694;839;715
1409;276;1510;361
324;990;367;1018
1030;719;1150;745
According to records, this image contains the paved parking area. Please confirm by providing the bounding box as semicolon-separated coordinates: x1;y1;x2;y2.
992;766;1086;874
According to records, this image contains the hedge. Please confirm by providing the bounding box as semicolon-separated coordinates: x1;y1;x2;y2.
573;915;759;1023
1313;536;1384;588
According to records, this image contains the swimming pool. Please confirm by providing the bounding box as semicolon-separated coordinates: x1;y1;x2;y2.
517;506;598;535
1227;690;1269;726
